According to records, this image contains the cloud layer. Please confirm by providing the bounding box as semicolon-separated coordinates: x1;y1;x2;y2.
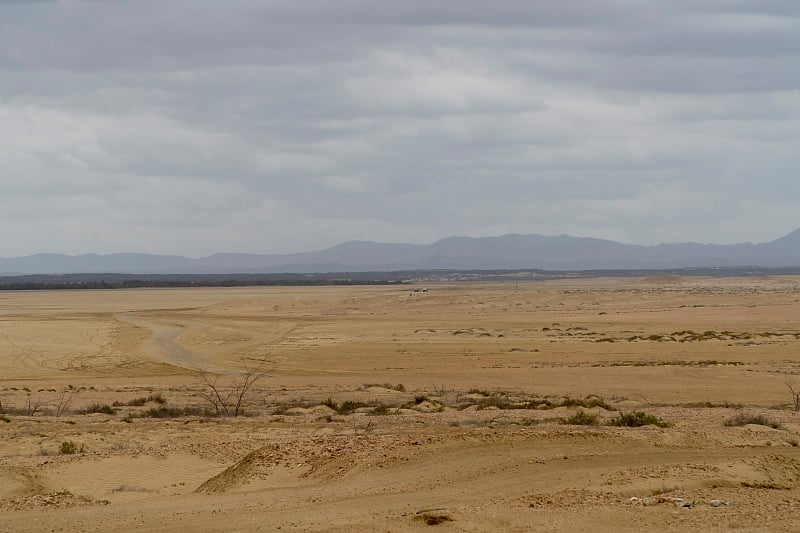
2;0;799;255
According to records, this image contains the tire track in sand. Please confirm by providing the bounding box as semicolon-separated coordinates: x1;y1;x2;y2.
116;312;219;372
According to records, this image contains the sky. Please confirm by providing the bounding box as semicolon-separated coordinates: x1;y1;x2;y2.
1;0;799;257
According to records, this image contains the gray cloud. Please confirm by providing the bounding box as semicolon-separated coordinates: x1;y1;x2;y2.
1;0;798;256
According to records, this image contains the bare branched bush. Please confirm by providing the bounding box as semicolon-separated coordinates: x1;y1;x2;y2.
786;379;800;412
55;386;81;417
196;360;266;417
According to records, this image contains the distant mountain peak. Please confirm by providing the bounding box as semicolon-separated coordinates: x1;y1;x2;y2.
774;228;800;242
2;228;799;275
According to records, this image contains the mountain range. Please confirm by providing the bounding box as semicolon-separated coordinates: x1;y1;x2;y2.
2;229;800;275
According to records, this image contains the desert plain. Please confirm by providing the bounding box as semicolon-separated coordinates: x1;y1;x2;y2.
1;277;800;531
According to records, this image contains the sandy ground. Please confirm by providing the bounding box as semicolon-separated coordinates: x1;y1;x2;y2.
1;278;800;531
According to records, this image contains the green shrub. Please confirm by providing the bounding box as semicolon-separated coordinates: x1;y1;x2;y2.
368;404;392;416
607;411;670;428
724;413;780;429
337;400;367;415
322;398;338;410
562;410;599;425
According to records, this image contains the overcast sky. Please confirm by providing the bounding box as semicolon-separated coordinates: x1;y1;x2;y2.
1;0;799;257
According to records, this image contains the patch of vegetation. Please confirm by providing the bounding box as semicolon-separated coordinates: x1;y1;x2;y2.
336;400;368;415
414;512;453;526
562;410;599;425
125;393;167;406
361;383;405;392
724;413;780;429
621;330;798;344
59;441;84;454
83;403;117;415
112;484;155;494
681;401;742;409
320;398;369;415
607;411;671;428
476;394;515;409
459;392;612;412
141;406;209;418
367;404;393;416
740;481;791;490
601;360;744;368
322;397;337;410
272;403;290;415
147;393;167;404
1;415;9;423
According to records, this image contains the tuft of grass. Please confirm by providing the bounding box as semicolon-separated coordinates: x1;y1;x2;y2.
562;410;599;426
607;411;670;428
724;413;780;429
59;441;84;454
